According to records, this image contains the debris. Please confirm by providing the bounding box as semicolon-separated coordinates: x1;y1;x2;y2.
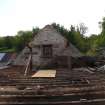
98;65;105;72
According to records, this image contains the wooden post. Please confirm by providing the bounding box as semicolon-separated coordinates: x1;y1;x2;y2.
24;55;31;76
68;56;72;78
24;44;33;76
30;47;32;71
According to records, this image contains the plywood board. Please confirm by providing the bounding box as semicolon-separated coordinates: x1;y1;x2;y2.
32;70;56;77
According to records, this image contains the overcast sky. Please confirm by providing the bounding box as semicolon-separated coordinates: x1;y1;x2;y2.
0;0;105;36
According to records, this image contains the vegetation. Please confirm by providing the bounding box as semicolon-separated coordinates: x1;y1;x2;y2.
0;17;105;56
0;27;39;52
52;17;105;56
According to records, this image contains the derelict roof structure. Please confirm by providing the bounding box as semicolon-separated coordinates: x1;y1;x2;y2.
0;26;105;105
30;25;82;57
15;25;82;65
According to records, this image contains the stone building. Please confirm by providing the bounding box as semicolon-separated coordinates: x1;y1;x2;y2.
14;25;82;68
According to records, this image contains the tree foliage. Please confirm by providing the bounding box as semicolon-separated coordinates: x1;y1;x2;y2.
0;17;105;56
0;28;39;52
52;23;89;53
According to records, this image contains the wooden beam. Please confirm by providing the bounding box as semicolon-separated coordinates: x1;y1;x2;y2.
68;56;72;78
68;56;71;70
24;55;31;76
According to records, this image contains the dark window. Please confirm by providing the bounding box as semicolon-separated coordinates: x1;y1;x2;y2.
42;45;52;58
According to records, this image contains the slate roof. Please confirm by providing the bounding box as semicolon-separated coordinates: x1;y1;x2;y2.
0;53;6;61
0;53;17;62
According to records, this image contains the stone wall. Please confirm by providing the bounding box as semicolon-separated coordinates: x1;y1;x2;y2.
14;25;67;66
14;25;81;67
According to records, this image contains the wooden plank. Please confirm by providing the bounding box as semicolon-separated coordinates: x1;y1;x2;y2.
32;70;56;77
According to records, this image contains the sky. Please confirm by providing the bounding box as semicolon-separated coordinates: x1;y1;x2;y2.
0;0;105;36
